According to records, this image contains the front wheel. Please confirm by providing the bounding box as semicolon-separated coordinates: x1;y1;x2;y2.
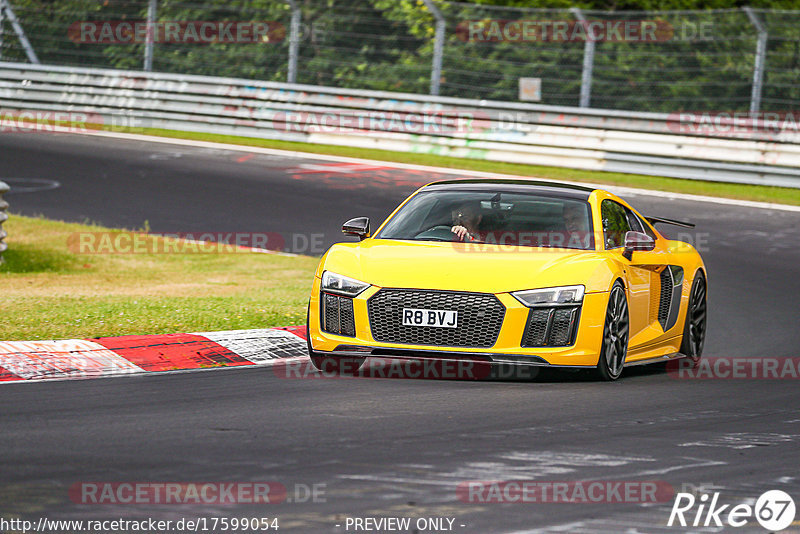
596;282;629;381
306;305;366;375
680;273;707;366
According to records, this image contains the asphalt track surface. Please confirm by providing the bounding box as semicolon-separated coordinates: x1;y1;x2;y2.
2;133;800;533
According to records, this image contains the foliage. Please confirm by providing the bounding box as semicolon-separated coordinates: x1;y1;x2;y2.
1;0;798;111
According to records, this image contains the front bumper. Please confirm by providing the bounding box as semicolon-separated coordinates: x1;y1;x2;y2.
309;277;608;368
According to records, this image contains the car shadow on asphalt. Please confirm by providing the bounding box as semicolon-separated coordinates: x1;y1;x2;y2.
294;358;674;384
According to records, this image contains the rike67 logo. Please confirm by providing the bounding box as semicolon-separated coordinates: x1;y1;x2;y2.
668;490;796;531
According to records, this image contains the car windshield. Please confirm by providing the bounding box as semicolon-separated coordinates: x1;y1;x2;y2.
375;190;595;250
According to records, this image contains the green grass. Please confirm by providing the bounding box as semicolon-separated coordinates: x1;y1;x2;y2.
0;215;318;340
118;126;800;206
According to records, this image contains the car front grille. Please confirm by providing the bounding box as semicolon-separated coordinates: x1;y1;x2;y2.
521;306;581;347
321;293;356;337
367;289;505;348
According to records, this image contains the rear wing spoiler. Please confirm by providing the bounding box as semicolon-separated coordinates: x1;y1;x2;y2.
645;216;695;229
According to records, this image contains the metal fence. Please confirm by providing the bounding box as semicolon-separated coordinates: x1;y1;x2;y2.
0;1;798;114
2;62;797;187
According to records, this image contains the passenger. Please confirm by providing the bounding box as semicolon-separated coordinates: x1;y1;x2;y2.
563;203;589;234
562;203;591;249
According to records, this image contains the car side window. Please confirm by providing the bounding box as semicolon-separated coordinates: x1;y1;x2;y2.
632;211;658;240
601;200;631;249
625;208;644;233
624;206;659;241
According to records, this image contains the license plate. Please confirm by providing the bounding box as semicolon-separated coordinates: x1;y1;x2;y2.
402;308;458;328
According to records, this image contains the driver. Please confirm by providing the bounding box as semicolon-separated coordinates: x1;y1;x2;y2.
450;200;483;242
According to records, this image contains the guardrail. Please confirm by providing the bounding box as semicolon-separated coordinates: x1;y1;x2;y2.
0;180;8;264
1;62;798;188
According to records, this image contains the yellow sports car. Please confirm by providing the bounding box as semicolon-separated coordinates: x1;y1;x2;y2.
307;179;707;381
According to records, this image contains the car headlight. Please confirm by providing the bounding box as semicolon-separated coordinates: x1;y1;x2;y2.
321;271;371;297
511;285;585;307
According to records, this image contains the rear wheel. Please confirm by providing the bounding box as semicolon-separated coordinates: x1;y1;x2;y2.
306;305;365;375
680;273;707;366
596;282;629;381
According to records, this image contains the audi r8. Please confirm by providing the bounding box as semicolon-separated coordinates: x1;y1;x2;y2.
307;179;707;381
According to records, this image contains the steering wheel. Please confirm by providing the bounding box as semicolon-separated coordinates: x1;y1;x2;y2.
414;225;456;241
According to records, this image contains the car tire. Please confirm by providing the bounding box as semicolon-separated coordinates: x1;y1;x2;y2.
306;304;366;375
679;273;707;367
596;281;629;381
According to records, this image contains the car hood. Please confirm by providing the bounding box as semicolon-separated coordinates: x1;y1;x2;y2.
320;239;614;294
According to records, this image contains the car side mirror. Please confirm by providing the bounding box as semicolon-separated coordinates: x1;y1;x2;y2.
623;231;655;260
342;217;370;240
